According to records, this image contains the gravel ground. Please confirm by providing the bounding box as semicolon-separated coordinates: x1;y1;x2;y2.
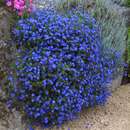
1;84;129;130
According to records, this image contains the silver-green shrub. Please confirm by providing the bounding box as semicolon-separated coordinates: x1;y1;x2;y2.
55;0;95;12
93;0;127;56
92;0;127;75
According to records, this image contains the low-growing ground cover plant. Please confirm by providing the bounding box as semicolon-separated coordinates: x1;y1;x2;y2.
6;10;122;128
55;0;95;12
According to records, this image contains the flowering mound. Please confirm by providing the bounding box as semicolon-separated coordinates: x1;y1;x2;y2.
9;10;118;127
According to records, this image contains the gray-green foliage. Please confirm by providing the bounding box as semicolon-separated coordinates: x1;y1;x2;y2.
55;0;81;11
55;0;94;12
90;0;127;76
92;0;127;56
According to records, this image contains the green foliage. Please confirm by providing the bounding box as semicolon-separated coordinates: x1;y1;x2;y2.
126;27;130;78
0;0;4;6
127;27;130;63
126;0;130;6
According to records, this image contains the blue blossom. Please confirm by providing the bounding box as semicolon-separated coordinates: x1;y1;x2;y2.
6;10;122;128
28;125;35;130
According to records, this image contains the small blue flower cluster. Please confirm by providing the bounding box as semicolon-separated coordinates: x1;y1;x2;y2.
14;10;99;47
8;10;119;127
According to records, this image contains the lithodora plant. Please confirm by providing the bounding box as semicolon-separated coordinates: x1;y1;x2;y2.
6;10;123;128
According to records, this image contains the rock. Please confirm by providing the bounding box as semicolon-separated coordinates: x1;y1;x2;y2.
0;7;13;41
0;40;16;101
110;75;123;92
0;102;26;130
0;7;25;130
0;8;16;88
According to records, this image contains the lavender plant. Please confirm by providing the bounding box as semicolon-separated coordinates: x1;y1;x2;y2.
55;0;95;12
92;0;127;76
55;0;81;11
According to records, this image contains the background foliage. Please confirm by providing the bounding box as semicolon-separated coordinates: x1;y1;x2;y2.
92;0;127;76
112;0;130;6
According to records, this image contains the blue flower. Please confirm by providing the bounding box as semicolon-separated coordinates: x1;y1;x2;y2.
28;125;35;130
44;117;49;124
7;9;122;128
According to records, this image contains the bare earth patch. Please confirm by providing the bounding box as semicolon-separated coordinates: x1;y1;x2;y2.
0;84;130;130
